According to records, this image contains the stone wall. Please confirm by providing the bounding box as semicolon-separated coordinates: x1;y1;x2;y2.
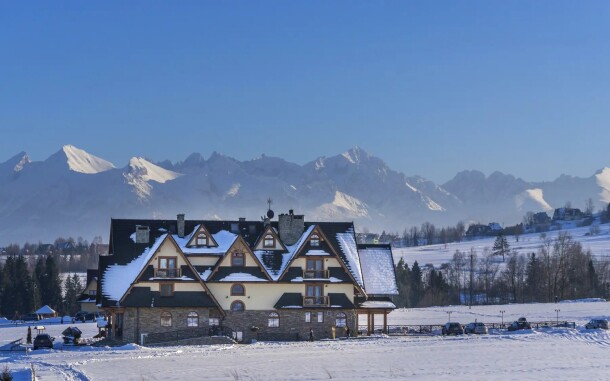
222;309;356;343
122;307;213;344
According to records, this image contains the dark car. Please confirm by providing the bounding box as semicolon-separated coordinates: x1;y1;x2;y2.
507;317;531;331
585;319;609;330
74;312;100;322
33;334;54;350
442;322;464;335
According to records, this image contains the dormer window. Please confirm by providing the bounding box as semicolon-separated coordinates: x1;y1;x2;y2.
263;234;275;248
310;234;320;247
231;252;245;267
196;233;208;246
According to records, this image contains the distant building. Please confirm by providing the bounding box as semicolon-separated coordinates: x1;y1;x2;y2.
77;269;102;313
552;207;584;221
466;223;502;237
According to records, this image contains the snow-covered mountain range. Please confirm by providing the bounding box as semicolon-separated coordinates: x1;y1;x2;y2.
1;145;609;244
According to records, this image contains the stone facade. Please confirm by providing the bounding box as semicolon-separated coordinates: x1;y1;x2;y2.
121;307;214;344
221;309;357;343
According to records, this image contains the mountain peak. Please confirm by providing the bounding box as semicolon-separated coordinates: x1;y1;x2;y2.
126;157;182;184
2;151;31;173
58;145;115;174
341;146;370;164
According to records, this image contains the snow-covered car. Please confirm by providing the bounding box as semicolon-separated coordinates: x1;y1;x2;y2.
464;322;488;334
442;322;464;335
584;319;609;330
507;317;531;331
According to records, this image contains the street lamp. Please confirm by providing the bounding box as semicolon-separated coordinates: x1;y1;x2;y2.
554;309;560;327
446;311;452;322
500;310;506;326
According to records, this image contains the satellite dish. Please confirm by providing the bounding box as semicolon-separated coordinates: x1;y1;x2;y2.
267;209;275;219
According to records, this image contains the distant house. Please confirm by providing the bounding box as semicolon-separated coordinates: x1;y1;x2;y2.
466;223;502;237
37;244;54;254
77;269;102;313
552;207;584;221
56;241;75;251
35;305;57;319
97;211;398;344
533;212;551;225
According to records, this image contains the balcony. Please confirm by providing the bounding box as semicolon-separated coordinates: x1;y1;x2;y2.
303;269;329;279
303;296;330;307
154;268;181;278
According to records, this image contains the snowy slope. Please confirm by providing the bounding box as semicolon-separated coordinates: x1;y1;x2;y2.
61;144;115;174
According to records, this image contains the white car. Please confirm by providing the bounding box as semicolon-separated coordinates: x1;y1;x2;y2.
464;322;488;334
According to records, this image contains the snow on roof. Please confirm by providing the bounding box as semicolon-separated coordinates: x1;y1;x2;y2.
359;300;396;309
336;230;364;288
102;234;167;302
218;272;268;282
173;227;238;255
358;247;398;295
35;305;56;314
253;225;315;281
304;250;330;256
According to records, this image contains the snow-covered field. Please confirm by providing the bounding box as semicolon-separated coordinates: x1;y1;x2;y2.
394;223;610;267
1;300;608;380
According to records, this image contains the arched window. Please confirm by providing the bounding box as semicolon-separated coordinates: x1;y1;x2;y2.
310;234;320;247
196;233;208;246
160;311;172;327
335;312;347;327
231;283;245;296
230;300;245;312
187;311;199;327
263;234;275;248
268;312;280;328
231;252;245;267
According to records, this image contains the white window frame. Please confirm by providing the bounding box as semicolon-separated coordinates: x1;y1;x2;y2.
317;311;324;323
305;312;311;323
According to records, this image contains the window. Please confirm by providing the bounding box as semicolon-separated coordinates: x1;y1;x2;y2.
305;312;311;323
196;233;208;246
310;234;320;247
230;223;239;233
231;283;245;296
209;317;220;326
268;312;280;328
88;289;97;296
231;252;245;267
230;300;245;312
159;257;177;269
160;283;174;297
160;311;172;327
263;234;275;248
187;311;199;327
317;312;324;323
335;312;347;327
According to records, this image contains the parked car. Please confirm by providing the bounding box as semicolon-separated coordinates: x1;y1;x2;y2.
585;319;609;330
464;322;488;334
507;317;531;331
21;313;41;322
74;312;102;322
442;322;464;335
33;334;54;350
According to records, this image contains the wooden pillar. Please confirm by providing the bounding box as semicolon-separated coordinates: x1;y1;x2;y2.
371;313;375;335
383;311;388;334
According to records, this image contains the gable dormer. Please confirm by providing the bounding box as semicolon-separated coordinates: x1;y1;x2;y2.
298;226;332;256
186;225;218;248
253;225;287;251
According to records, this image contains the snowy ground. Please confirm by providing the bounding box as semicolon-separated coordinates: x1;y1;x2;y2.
1;300;608;380
394;223;610;268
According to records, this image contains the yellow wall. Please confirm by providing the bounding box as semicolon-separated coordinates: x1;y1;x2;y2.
187;256;219;267
135;282;205;292
291;257;342;268
207;282;354;310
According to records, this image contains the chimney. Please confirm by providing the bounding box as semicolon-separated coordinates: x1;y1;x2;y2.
278;211;304;246
135;225;150;244
177;213;185;238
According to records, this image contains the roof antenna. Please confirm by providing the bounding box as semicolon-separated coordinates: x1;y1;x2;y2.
262;197;274;225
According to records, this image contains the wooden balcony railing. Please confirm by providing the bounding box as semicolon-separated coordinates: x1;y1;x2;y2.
303;296;330;306
154;268;181;278
303;270;329;279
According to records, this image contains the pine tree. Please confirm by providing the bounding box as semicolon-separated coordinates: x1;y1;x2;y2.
63;273;83;315
44;255;62;311
394;258;411;307
492;234;510;261
410;261;422;307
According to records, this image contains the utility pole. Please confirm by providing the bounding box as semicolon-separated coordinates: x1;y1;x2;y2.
469;253;474;309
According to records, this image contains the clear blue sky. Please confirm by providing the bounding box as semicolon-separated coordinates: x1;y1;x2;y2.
2;1;609;183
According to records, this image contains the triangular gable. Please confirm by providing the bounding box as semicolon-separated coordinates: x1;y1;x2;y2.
119;234;225;314
207;236;273;281
253;225;287;251
185;224;218;248
278;225;365;294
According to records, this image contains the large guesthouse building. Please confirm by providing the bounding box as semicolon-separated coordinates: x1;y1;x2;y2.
98;211;398;344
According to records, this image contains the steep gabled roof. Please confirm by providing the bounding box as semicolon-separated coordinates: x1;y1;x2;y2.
184;224;219;248
357;244;399;295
